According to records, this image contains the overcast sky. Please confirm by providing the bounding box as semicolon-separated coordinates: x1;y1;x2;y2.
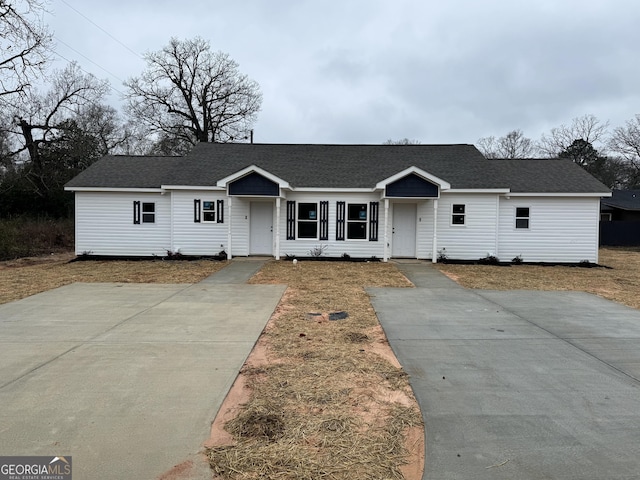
46;0;640;146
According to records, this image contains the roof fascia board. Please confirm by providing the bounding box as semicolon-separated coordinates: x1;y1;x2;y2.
504;192;612;197
64;187;164;193
289;187;378;193
216;165;291;189
162;185;225;191
375;166;451;190
601;205;640;211
445;189;511;194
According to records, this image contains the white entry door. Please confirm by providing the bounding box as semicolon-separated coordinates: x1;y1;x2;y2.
392;203;417;257
250;202;273;255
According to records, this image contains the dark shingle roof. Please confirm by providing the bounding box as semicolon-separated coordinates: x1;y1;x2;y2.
65;143;611;194
601;190;640;210
65;156;182;189
486;158;611;193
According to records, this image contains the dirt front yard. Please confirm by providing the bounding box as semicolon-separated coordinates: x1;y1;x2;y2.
3;248;639;479
434;247;640;310
0;253;226;304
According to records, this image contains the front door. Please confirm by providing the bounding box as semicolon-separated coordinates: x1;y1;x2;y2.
250;202;273;255
392;203;417;257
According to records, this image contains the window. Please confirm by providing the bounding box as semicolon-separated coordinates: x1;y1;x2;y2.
142;203;155;223
600;213;612;222
451;204;465;225
194;199;224;223
515;207;530;229
297;203;318;238
202;201;216;222
347;203;367;239
134;201;156;224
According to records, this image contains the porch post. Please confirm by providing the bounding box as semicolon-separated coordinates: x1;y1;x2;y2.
227;197;233;260
383;198;389;262
275;197;281;260
432;198;438;263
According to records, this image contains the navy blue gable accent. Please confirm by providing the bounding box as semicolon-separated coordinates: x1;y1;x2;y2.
229;172;279;196
386;174;439;198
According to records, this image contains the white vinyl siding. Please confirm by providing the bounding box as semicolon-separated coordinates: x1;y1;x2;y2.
498;196;600;263
171;191;227;256
279;193;385;258
415;201;435;259
230;198;250;256
436;194;498;259
75;192;170;256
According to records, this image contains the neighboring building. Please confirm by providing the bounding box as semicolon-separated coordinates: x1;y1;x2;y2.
600;190;640;246
65;143;611;263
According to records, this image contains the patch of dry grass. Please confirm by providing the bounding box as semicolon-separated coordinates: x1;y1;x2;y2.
435;247;640;309
207;261;421;480
0;253;227;304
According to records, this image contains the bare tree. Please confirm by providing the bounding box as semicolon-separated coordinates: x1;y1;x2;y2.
609;114;640;163
476;129;534;158
475;135;498;158
74;103;131;156
0;0;52;101
538;114;609;157
124;37;262;148
9;62;110;167
609;114;640;187
383;138;421;145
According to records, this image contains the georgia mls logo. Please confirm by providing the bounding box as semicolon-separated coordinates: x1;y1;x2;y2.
0;456;72;480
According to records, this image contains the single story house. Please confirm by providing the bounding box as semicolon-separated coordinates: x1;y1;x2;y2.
600;190;640;222
64;143;611;263
600;189;640;246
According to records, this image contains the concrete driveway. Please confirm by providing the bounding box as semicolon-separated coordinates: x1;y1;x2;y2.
368;263;640;480
0;261;285;480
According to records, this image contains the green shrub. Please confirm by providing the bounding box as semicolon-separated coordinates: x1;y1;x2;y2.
0;217;74;260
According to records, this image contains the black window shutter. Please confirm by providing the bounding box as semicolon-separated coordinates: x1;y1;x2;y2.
217;199;224;223
133;201;140;224
194;199;201;223
286;201;296;240
319;201;329;240
369;201;379;241
336;201;345;241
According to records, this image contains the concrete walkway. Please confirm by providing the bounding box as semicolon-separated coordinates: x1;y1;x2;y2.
369;261;640;480
0;260;284;480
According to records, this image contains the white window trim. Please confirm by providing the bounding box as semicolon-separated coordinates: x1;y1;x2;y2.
346;203;369;241
297;202;319;240
202;200;216;223
515;206;530;230
142;202;156;224
450;203;466;226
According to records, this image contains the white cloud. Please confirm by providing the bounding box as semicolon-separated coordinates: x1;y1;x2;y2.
46;0;640;145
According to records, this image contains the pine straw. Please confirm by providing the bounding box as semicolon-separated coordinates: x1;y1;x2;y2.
0;253;227;304
207;261;421;480
435;247;640;309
